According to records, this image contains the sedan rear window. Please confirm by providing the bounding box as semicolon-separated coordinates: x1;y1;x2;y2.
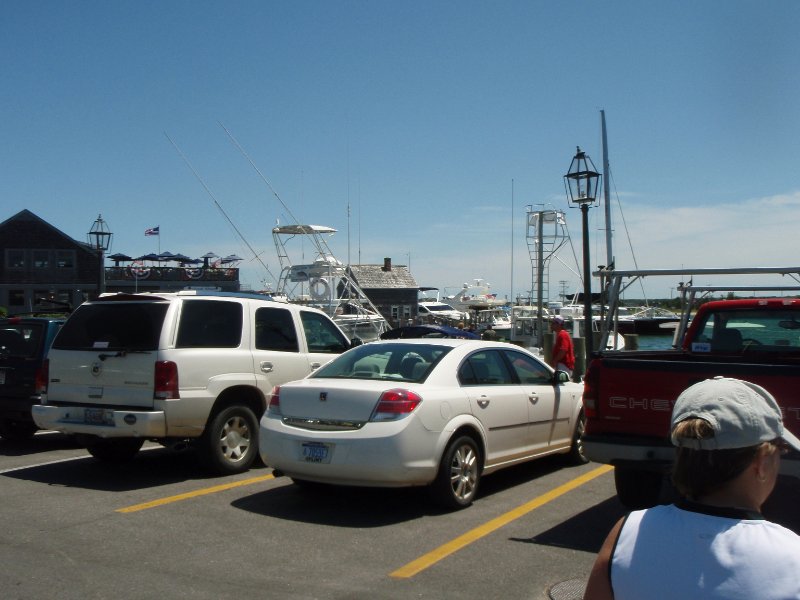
313;343;452;382
53;303;168;350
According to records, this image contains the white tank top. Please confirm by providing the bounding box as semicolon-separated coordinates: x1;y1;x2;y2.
611;501;800;599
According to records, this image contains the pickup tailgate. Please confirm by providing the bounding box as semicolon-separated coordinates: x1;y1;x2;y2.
585;351;800;440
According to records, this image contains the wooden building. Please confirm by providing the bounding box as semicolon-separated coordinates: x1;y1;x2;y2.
348;258;419;327
0;210;240;316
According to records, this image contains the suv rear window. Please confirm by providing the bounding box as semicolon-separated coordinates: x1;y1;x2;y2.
53;303;168;350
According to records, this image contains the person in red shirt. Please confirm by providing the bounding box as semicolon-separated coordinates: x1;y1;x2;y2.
550;315;575;377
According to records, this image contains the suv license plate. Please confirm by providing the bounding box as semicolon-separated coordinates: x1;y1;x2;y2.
302;442;331;464
84;408;115;426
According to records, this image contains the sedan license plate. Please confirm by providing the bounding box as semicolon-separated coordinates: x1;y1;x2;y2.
301;441;332;464
84;408;115;426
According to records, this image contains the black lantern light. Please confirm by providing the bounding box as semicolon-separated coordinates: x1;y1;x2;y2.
87;214;113;296
564;147;601;359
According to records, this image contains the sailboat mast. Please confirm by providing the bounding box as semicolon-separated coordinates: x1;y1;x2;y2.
601;110;613;267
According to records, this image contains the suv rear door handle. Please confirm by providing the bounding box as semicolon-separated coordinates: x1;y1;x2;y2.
310;362;321;370
260;361;274;373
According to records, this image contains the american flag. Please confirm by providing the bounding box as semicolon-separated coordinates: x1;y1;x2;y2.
144;226;160;236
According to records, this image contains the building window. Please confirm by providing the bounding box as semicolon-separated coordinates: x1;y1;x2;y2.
33;250;50;269
8;290;25;307
33;290;51;308
7;250;25;269
56;251;75;269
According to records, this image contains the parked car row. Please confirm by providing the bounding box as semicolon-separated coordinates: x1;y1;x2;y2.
4;291;587;509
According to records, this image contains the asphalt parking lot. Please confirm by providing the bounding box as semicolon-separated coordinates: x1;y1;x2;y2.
2;433;798;600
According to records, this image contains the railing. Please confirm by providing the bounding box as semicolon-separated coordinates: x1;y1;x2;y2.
106;266;239;283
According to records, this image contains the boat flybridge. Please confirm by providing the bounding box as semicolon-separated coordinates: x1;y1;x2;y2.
272;224;389;341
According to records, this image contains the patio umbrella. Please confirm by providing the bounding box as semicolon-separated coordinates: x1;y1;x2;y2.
157;251;176;261
220;254;243;264
200;252;218;267
170;253;193;263
135;253;161;262
107;252;133;266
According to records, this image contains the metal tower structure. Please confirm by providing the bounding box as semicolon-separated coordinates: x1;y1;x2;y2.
525;207;571;307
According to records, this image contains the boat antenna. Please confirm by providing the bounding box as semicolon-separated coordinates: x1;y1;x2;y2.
164;131;277;283
601;109;614;269
218;121;302;227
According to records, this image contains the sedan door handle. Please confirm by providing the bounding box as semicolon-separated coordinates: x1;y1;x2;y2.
260;361;274;373
528;394;539;404
310;362;321;370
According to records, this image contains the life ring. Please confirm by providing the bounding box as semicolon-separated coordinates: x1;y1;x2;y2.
310;278;330;300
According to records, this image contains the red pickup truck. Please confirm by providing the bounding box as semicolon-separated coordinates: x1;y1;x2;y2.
583;296;800;508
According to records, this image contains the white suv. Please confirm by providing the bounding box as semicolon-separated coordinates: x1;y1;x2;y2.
33;290;356;474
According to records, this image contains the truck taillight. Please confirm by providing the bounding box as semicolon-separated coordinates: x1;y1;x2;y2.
371;389;422;421
267;386;281;414
35;358;49;395
154;361;179;399
582;359;599;418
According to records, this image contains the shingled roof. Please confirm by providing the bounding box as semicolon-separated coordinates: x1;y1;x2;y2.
348;262;418;290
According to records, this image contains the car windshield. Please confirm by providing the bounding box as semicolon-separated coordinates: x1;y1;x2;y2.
312;343;453;383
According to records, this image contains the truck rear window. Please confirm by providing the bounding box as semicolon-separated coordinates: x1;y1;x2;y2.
53;303;168;351
692;309;800;354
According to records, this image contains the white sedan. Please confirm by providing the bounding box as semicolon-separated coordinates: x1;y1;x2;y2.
259;339;586;509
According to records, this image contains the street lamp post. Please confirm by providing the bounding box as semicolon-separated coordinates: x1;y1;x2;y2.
87;214;113;297
564;147;601;360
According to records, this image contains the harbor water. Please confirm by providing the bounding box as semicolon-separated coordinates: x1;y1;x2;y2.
630;334;675;351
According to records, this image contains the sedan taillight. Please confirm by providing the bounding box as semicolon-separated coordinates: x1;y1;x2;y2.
267;386;281;415
371;389;422;421
154;361;179;399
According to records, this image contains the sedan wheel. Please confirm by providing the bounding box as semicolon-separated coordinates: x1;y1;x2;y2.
566;410;589;465
431;435;481;509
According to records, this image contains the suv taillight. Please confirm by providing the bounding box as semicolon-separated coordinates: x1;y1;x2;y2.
154;361;179;399
371;389;422;421
35;358;49;395
267;386;281;414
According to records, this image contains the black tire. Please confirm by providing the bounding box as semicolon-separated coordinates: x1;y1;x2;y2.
85;438;144;462
430;435;481;509
565;410;589;465
614;466;663;509
0;419;38;441
199;405;258;475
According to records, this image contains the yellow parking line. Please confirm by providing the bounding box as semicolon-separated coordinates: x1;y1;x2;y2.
116;473;275;513
390;464;613;579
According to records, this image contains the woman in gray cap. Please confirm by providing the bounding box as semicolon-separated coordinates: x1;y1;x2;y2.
583;376;800;600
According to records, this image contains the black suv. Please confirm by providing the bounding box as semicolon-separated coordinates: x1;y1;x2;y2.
0;316;65;440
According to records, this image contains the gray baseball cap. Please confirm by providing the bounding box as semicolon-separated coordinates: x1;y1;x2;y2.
671;376;800;452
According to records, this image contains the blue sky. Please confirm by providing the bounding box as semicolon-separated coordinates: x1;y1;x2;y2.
3;1;800;300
